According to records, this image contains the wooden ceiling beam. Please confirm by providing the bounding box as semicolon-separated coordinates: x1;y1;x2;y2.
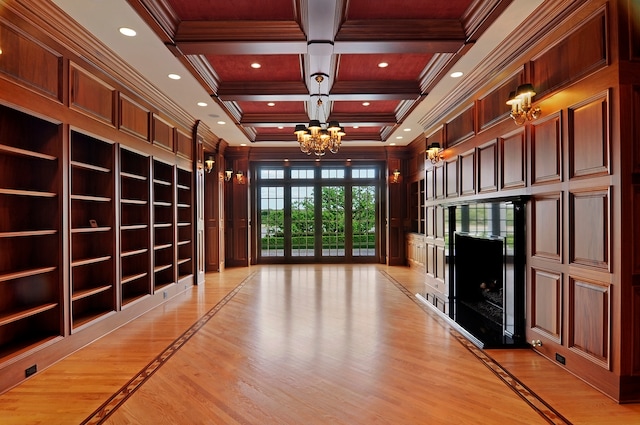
253;132;384;143
241;112;397;126
217;82;310;101
218;81;420;102
173;18;466;55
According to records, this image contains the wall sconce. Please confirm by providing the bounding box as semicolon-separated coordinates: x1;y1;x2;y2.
235;171;245;184
224;170;233;181
426;142;443;164
507;83;541;125
390;169;401;184
204;156;214;173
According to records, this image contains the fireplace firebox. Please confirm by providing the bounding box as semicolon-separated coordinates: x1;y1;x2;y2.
449;199;527;348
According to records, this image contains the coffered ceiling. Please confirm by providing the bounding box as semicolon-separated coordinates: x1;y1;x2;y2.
52;0;544;149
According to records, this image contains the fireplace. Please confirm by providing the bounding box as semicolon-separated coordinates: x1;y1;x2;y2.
449;199;527;348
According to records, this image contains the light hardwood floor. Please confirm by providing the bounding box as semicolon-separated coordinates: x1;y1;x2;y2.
1;265;640;424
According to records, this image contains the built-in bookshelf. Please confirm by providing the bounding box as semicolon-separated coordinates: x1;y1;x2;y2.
0;105;62;359
70;132;115;330
120;148;151;306
176;167;193;281
152;159;175;291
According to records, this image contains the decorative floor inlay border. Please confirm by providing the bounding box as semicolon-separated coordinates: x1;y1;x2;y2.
81;274;255;425
379;269;572;425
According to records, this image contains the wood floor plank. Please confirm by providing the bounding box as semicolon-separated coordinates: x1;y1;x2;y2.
0;265;639;424
101;265;548;425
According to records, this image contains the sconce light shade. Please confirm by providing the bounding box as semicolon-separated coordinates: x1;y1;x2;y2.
224;170;233;181
426;142;443;164
515;83;535;97
204;156;214;173
507;83;541;125
390;169;401;184
235;170;245;184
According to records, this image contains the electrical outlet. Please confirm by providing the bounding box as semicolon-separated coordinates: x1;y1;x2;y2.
555;353;566;365
25;364;37;377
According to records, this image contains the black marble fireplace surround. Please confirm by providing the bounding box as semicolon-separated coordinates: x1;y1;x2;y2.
448;198;527;348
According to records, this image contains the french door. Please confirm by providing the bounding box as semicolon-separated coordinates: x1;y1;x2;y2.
257;164;381;263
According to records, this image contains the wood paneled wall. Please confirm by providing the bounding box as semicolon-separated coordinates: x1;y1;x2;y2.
413;0;640;402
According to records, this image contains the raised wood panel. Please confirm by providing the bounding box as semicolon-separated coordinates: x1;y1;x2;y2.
426;206;435;237
631;0;640;60
445;158;458;198
569;276;610;368
435;165;445;199
532;193;562;261
427;127;443;148
460;149;475;196
427;243;435;276
234;222;248;263
70;63;115;125
0;22;61;99
569;92;610;178
634;286;640;375
153;114;175;151
119;95;150;140
176;130;193;160
478;73;521;130
445;104;475;146
634;87;640;173
531;113;562;185
501;130;526;189
435;206;444;239
635;185;640;274
436;246;445;280
531;10;607;97
570;188;610;270
478;141;497;193
426;169;434;200
531;268;562;343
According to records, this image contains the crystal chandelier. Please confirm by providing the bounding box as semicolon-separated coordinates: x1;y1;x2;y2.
294;74;345;156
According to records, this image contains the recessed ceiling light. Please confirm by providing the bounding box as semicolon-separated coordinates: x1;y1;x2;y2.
267;102;275;107
251;63;261;69
119;27;137;37
404;128;411;132
362;102;370;106
168;73;181;80
284;159;289;162
450;71;464;78
217;121;226;125
315;158;320;162
353;125;359;129
390;142;397;146
396;136;403;139
378;62;389;68
240;143;247;146
277;126;284;129
197;102;208;107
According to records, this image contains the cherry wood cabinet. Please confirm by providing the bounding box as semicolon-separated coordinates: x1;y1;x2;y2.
0;105;63;359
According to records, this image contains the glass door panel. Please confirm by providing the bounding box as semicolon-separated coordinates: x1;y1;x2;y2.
291;186;314;257
321;186;345;257
352;185;376;257
260;186;284;257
